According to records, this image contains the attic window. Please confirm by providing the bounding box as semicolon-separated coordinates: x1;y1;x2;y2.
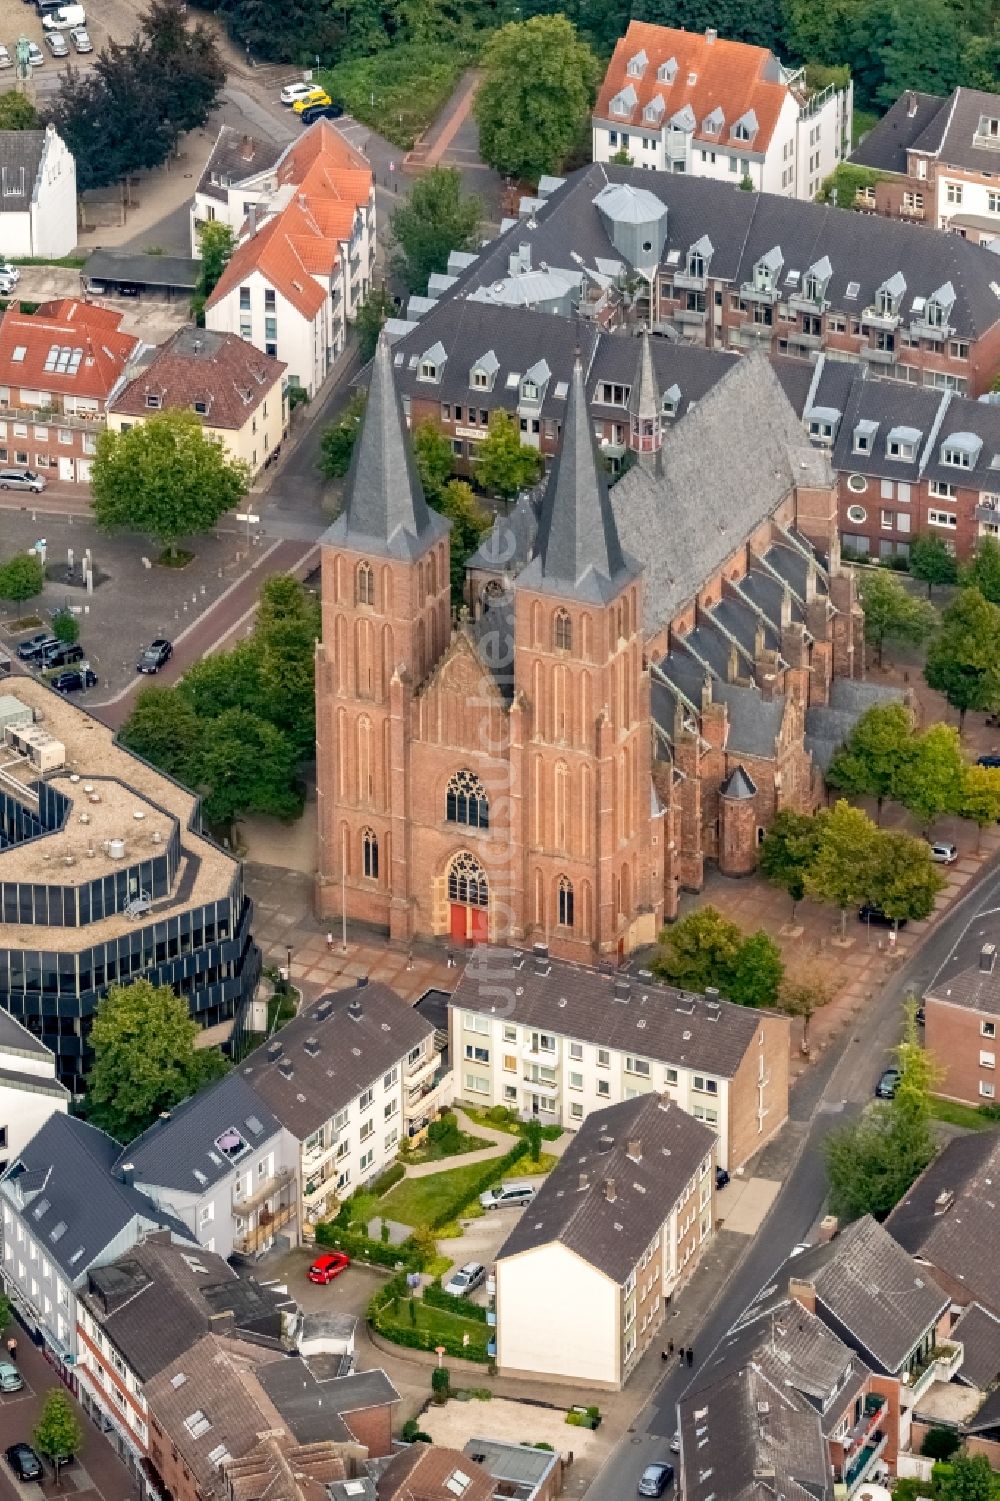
471;368;489;389
49;1220;67;1242
505;372;521;389
146;394;161;410
445;1471;473;1496
31;1198;50;1220
170;1372;187;1389
657;57;677;83
184;1410;212;1439
193;400;208;415
245;1115;264;1135
976;115;1000;140
626;49;647;78
845;281;860;300
419;360;438;381
522;379;538;400
214;1127;249;1160
11;346;25;363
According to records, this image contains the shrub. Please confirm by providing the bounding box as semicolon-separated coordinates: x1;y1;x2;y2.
978;1103;1000;1121
52;611;80;645
428;1140;529;1230
370;1160;406;1196
315;1222;429;1271
921;1427;960;1461
401;1419;431;1443
424;1279;489;1323
486;1105;516;1126
431;1365;451;1402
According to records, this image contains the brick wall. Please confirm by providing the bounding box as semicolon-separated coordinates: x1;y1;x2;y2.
728;1014;790;1169
924;997;999;1107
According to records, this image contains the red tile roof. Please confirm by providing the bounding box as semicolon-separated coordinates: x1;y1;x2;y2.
595;20;789;154
206;120;372;321
108;327;285;430
0;299;138;404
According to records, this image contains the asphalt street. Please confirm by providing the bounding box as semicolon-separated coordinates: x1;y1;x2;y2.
585;861;1000;1499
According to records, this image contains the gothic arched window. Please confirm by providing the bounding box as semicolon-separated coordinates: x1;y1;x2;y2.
446;769;489;830
448;851;489;907
362;828;379;880
356;561;375;606
554;609;572;652
557;876;574;928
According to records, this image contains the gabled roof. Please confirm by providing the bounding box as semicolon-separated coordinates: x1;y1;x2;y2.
196;125;283;205
206;205;330;320
257;1358;400;1446
517;357;638;604
924;903;1000;1019
918;87;1000;174
497;1095;714;1282
952;1302;1000;1390
323;335;449;562
108;327;285;430
0;299;138;403
377;1444;494;1501
849;91;948;173
595;21;790;156
0;1113;192;1280
0;127;54;211
121;1071;284;1195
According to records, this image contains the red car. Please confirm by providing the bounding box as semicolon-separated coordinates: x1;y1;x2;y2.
308;1252;351;1284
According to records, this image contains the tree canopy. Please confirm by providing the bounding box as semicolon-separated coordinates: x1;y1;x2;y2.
474;411;544;498
355;286;395;360
937;1454;996;1501
910;533;959;597
804;800;880;932
961;536;1000;605
652;906;785;1007
320;391;366;481
475;16;600;182
925;587;1000;731
758;809;822;915
859;569;936;667
192;220;235;324
890;722;964;830
827;701;914;820
0;93;39;130
92;408;248;556
86;978;229;1141
0;553;44;602
389;167;481;295
33;1390;81;1468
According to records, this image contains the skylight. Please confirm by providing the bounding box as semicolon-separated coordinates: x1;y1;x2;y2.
184;1410;212;1439
49;1220;67;1242
170;1372;187;1389
845;281;860;300
214;1129;249;1160
245;1115;264;1136
32;1198;50;1220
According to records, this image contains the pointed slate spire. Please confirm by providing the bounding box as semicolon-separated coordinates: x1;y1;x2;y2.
325;334;447;560
519;356;638;603
628;330;660;421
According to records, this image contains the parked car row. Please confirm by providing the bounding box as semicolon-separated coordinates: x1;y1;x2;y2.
278;82;345;125
15;630;98;695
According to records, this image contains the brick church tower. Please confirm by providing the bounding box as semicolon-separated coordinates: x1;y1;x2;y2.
513;358;658;961
315;336;451;941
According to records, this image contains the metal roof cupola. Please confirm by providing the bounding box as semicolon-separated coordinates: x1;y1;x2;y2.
325;333;448;561
518;354;641;603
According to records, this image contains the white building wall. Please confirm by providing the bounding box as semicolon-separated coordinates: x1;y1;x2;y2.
29;127;77;258
206;269;330;396
0;1079;67;1173
936;171;1000;234
496;1242;619;1384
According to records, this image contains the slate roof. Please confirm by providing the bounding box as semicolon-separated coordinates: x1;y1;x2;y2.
109;328;285;430
925;904;1000;1018
0;1113;192;1280
0;1066;69;1102
257;1358;400;1445
713;682;785;759
611;351;820;634
952;1302;1000;1390
721;765;757;800
516;358;639;604
450;949;766;1077
849;92;948;173
0;128;52;212
805;678;904;771
757;1215;949;1373
466;489;540;575
324;336;449;563
239;982;434;1139
0;1011;53;1059
196;125;283;206
377;1445;494;1501
469;593;516;703
496;1095;714;1282
886;1131;1000;1313
917;87;1000;174
122;1071;283;1195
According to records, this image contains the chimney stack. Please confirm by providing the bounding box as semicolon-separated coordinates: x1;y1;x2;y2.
533;942;550;975
980;943;996;973
705;26;717;41
119;1163;135;1187
579;1170;589;1192
613;976;630;1002
627;1138;642;1163
604;1177;617;1203
934;1189;954;1216
348;997;362;1019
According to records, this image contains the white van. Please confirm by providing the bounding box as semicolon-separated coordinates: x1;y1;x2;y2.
42;7;86;30
479;1182;537;1211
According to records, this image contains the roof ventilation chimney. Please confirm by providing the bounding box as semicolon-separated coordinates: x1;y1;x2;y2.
934;1189;955;1216
705;26;717;41
907;91;918;117
981;943;996;973
533;942;550;975
348;997;363;1019
604;1178;617;1202
626;1138;642;1163
613;976;630;1002
356;975;369;989
119;1163;135;1187
579;1170;589;1192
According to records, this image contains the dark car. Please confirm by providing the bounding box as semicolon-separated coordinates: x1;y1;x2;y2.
715;1166;730;1191
299;101;344;125
137;638;173;674
978;755;1000;769
40;642;84;670
875;1067;902;1100
858;904;907;929
6;1444;43;1482
637;1463;675;1497
19;634;58;663
51;668;98;695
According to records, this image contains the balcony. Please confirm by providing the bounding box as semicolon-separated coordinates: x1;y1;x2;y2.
301;1137;338;1176
740;322;775;343
405;1070;452;1123
911;321;947;343
787;330;823;350
740;282;780;305
860;307;900;331
901;1341;963;1407
860;346;896;366
406;1051;439;1091
522;1073;559;1095
977;503;1000;525
233;1164;295;1215
233;1198;296;1255
0;403;106;431
673;306;707;326
844;1428;888;1492
673;270;707;291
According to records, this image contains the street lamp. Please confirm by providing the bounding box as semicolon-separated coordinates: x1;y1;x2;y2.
285;944;293;992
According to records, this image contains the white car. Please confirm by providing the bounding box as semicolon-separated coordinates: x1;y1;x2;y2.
42;5;85;29
26;41;44;66
443;1262;486;1298
0;271;17;295
929;840;958;864
280;81;317;106
0;46;12;69
68;25;91;49
44;30;69;54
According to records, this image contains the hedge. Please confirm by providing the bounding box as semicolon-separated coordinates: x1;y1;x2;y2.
315;1223;427;1271
423;1279;489;1323
369;1160;406;1196
367;1275;491;1362
428;1140;529;1231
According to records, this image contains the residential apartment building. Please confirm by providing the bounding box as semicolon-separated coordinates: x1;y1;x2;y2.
0;679;260;1093
593;22;852;199
0;1012;68;1174
850;86;1000;241
203;121;375;396
0;299;139;484
922;922;1000;1102
398;164;1000;394
449;950;788;1169
238;981;443;1228
107;328;287;479
122;1072;300;1259
494;1095;716;1388
75;1231;295;1483
0;125;76;258
0;1112;194;1384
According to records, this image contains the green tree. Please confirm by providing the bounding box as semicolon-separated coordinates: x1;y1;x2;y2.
192;220;235;323
937;1453;995;1501
910;533;959;597
778;973;832;1050
958;763;1000;848
920;1429;961;1462
412;420;454;501
143;0;226;137
355;286;395;361
826;701;914;821
475;16;600;182
758;809;822;917
120;685;203;784
474;411;543;498
961;535;1000;604
805;800;880;936
890;723;964;830
431;1365;451;1402
0;93;39;130
254;575;320;758
878;0;963;105
196;708;302;828
87;978;229;1141
389;166;481;295
727;930;785;1009
652;906;744;990
32;1389;81;1472
0;553;44;602
0;1292;9;1331
52;611;80;646
524;1116;543;1163
870;829;946;922
319;391;366;480
925;587;1000;732
436;479;490;604
859;569;936;668
609;147;634;165
92;409;248;558
180;642;263;722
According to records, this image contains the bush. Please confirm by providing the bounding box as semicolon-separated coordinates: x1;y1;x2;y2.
401;1419;432;1443
0;553;44;602
921;1427;961;1460
431;1365;451;1402
52;611;80;645
424;1279;489;1323
315;1222;429;1271
978;1103;1000;1121
486;1105;516;1126
565;1405;602;1429
370;1160;406;1196
428;1140;529;1230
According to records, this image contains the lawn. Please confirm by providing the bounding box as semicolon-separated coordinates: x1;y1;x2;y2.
373;1292;491;1361
380;1159;499;1227
318;41;475;151
458;1104;564;1140
852;108;879;148
930;1096;995;1131
405;1130;492;1164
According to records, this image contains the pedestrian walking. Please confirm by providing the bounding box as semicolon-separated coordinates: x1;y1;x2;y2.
667;1339;674;1356
325;932;334;953
678;1347;685;1366
687;1347;694;1367
6;1336;16;1362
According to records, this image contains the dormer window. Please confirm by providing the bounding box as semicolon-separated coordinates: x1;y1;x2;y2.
923;280;955;329
753;247;783;294
472;369;489;389
941;432;983;469
688;251;704;280
626;49;647;78
644;95;665;125
662;383;680;417
976;115;1000;140
807;406;839;444
418;340;447;384
943;444;972;468
522;379;538;401
420;360;437;381
193;399;208;415
886;426;920;461
657;57;677;83
853;420;878;454
731;109;758;142
802;256;831;305
702;107;724;136
146;393;161;409
611;84;638;118
874;272;906;319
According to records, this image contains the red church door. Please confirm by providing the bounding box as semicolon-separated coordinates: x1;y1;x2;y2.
450;903;468;943
470;906;489;944
447;852;489;946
